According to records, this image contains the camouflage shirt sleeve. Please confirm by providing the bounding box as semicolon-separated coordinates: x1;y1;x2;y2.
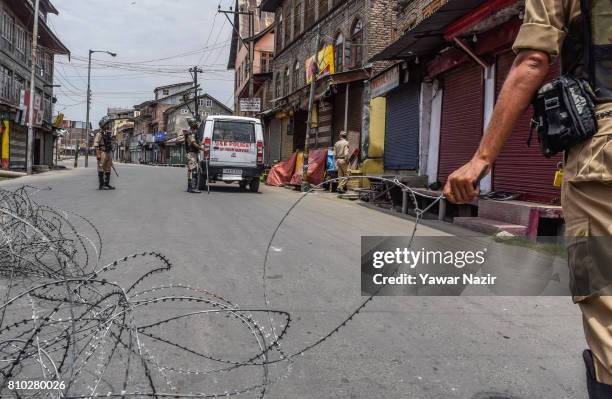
93;133;101;148
512;0;570;61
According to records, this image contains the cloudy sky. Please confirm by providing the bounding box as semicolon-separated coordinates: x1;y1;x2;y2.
47;0;236;128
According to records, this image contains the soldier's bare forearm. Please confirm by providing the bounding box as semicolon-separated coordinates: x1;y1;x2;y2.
474;50;550;165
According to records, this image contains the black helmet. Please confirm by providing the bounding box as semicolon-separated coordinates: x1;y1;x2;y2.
187;117;200;130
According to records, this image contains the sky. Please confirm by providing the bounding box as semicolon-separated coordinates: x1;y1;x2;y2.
47;0;236;128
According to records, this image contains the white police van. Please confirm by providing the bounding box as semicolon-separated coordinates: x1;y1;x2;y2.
199;115;264;192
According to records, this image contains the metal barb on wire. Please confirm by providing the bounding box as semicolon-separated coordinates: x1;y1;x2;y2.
0;180;442;398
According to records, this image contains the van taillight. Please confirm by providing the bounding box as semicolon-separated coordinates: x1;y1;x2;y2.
256;140;263;164
204;137;211;158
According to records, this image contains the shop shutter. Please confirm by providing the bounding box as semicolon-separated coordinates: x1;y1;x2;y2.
384;81;420;170
9;124;27;170
438;63;484;183
316;101;333;148
266;119;282;164
492;51;562;203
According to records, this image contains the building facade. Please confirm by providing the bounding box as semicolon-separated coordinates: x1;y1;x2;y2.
132;82;193;163
99;107;134;162
260;0;396;163
372;0;563;204
164;93;233;165
227;0;275;117
57;119;90;157
0;0;69;170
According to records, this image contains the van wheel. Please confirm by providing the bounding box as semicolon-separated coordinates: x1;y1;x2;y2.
249;179;260;193
239;181;247;190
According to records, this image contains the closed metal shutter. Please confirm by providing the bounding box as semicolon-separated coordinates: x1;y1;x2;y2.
438;63;483;183
492;51;562;203
266;119;282;164
9;124;27;170
384;81;420;169
315;100;333;148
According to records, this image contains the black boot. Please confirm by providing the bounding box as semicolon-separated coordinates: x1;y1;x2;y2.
98;172;106;190
584;350;612;398
104;172;115;190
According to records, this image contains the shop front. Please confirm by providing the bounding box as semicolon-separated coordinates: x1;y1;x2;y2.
383;70;420;173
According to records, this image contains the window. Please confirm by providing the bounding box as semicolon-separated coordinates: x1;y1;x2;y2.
286;8;292;43
284;67;290;95
162;89;170;96
351;19;363;68
14;74;24;102
260;51;273;73
0;65;11;101
212;120;255;143
275;73;281;99
294;2;303;36
318;0;328;20
2;11;14;46
277;13;284;52
334;33;344;73
43;51;52;80
205;99;212;108
293;60;301;92
15;25;25;59
305;0;315;28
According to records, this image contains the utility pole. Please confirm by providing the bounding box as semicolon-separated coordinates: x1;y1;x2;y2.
218;5;254;116
248;11;254;107
302;26;321;191
26;0;40;175
84;52;92;168
189;66;203;118
84;50;116;168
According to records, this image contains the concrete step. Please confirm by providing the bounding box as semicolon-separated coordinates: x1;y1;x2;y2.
478;199;532;226
454;216;528;236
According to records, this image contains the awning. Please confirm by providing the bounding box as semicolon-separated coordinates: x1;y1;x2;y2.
370;0;489;62
260;0;281;12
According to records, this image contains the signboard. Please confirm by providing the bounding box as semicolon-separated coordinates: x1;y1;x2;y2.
240;98;261;112
305;44;335;84
53;113;64;128
22;90;43;126
371;66;400;98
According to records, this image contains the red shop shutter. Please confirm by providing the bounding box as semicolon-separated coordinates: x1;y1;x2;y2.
492;51;562;203
438;63;484;184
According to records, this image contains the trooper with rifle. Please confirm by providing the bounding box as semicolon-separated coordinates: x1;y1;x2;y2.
183;117;204;194
444;1;611;396
93;130;116;190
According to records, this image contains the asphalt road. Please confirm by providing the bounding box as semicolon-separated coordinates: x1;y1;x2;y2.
0;161;587;398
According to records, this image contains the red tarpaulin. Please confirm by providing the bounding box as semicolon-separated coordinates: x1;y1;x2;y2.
266;152;298;186
289;148;328;186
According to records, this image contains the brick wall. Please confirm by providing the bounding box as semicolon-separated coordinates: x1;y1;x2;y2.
271;0;401;100
395;0;439;34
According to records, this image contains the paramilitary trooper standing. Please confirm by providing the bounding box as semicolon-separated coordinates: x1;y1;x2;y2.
444;1;612;397
183;118;204;194
93;130;115;190
333;131;350;193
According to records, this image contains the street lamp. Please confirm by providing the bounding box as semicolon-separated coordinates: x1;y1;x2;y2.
84;50;116;168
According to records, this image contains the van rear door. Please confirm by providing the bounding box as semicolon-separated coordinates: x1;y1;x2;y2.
210;119;257;168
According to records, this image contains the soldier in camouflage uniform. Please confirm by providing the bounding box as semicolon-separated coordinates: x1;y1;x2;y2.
93;130;115;190
183;120;204;193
